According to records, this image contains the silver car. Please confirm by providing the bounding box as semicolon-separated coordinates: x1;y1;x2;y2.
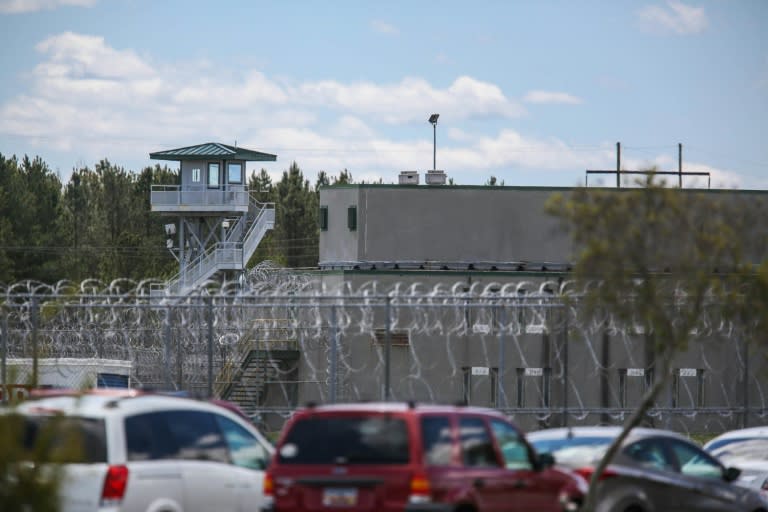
706;436;768;500
528;426;768;512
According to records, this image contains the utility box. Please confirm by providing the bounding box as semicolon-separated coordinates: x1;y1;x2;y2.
399;171;419;185
425;170;446;185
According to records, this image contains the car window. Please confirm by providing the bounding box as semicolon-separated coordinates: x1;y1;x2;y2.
668;439;724;479
126;410;229;464
215;414;270;470
459;416;500;468
23;415;107;463
126;411;179;461
278;415;410;465
164;410;229;464
490;419;532;470
421;416;453;466
625;439;675;472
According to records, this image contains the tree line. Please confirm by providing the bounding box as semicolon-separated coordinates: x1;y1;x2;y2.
0;153;355;285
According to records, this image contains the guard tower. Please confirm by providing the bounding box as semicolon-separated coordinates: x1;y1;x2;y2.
149;142;277;295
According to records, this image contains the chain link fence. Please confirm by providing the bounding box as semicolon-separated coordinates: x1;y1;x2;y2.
1;274;766;438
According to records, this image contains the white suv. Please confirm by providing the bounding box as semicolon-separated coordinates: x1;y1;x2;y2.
14;390;274;512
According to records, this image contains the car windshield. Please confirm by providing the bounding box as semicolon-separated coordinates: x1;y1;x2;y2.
530;435;611;465
278;415;410;465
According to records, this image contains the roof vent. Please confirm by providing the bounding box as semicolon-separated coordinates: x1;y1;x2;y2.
399;171;420;185
425;170;446;185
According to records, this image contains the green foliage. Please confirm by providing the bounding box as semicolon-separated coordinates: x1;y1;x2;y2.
0;151;361;281
0;155;65;283
0;411;85;512
272;162;319;268
333;169;353;185
61;162;173;281
545;173;768;511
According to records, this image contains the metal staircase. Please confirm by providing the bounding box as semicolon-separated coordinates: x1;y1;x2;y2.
163;196;275;296
217;319;299;418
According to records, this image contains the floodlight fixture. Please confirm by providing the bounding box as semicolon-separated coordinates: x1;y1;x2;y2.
428;113;439;170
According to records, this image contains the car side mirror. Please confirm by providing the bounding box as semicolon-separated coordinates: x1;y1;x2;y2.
537;452;556;470
723;466;741;482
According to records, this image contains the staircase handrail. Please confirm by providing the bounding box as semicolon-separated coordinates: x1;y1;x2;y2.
242;199;275;263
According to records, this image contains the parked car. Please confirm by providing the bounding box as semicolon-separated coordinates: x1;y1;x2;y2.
527;426;768;512
11;390;274;512
705;430;768;497
705;426;768;455
262;401;586;512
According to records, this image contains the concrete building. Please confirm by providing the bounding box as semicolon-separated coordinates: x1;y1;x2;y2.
282;174;768;432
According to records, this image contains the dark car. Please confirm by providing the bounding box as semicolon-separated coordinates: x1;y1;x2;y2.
528;426;768;512
262;401;585;512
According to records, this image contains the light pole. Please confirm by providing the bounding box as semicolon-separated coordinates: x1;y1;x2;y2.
429;113;439;170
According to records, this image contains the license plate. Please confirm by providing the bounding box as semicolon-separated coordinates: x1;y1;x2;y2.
322;487;358;507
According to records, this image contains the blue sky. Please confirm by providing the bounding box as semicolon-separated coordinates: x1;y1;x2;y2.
0;0;766;188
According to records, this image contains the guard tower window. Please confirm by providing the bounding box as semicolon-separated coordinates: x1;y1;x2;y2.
228;163;243;184
347;206;357;231
319;206;328;231
192;168;201;183
208;163;220;187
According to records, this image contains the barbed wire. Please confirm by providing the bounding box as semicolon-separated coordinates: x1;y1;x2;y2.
0;273;763;435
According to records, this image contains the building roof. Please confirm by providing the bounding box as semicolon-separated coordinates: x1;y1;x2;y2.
149;142;277;162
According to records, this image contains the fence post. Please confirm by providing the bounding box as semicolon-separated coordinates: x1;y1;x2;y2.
207;297;214;399
384;296;391;401
497;304;505;409
742;332;749;428
330;304;338;403
562;310;569;427
1;309;7;403
31;297;39;388
163;306;172;390
176;327;183;393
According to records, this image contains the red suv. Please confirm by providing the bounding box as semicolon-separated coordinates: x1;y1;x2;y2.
263;402;585;512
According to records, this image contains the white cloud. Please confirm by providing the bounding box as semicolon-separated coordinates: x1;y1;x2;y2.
638;1;708;35
0;31;751;190
371;19;399;35
35;32;155;80
523;90;583;105
0;0;97;14
293;75;525;123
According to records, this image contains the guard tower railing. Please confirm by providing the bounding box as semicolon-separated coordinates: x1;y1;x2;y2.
150;184;250;212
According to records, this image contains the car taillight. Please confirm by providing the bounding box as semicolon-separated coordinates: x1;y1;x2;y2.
263;471;274;496
101;465;128;504
574;466;618;482
409;471;432;504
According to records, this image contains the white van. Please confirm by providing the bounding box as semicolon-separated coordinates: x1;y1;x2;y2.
14;391;273;512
